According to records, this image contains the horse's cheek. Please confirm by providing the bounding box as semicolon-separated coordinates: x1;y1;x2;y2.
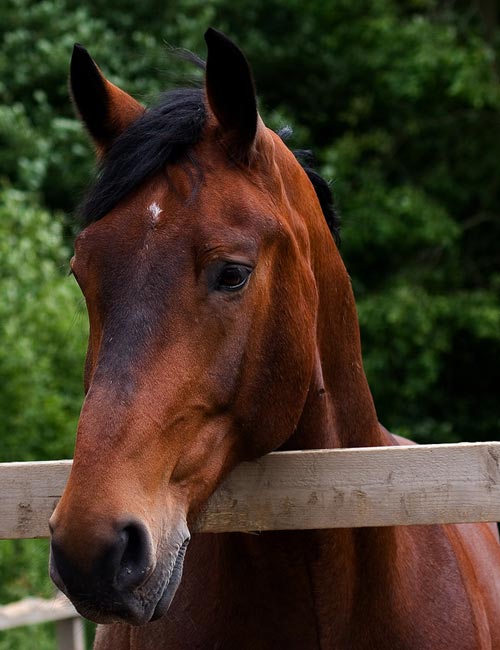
248;267;317;453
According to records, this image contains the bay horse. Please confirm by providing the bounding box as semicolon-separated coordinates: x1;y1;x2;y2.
49;29;500;649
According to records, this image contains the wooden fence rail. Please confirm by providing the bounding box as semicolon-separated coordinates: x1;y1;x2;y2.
1;441;500;539
0;593;84;650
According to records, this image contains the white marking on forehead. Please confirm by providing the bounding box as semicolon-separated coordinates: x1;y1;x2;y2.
148;202;163;223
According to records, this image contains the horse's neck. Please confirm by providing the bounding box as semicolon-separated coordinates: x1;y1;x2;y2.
271;234;402;633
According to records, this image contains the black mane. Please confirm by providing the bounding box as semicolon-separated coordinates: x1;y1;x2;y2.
293;150;340;246
77;86;340;245
78;88;207;226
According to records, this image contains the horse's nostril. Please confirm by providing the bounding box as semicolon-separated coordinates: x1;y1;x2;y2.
50;520;155;596
112;521;155;590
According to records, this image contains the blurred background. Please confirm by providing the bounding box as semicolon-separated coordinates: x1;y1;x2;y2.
1;0;499;647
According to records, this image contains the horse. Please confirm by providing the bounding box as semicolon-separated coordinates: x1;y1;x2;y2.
48;28;500;649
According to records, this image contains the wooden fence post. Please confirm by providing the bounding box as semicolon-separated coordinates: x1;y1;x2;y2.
55;616;85;650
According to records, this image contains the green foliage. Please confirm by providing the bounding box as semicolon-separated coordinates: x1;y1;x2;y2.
0;189;87;461
357;286;500;442
0;539;54;650
0;189;88;645
0;0;214;211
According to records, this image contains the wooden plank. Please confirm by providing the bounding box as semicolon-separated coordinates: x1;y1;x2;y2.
0;593;79;630
0;443;499;537
196;441;500;532
0;460;71;539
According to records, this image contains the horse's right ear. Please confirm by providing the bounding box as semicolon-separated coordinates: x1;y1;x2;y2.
70;44;144;156
204;29;258;161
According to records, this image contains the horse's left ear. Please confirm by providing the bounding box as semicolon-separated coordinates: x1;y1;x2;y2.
204;28;258;160
70;44;145;156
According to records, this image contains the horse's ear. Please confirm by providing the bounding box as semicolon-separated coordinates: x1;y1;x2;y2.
70;44;144;156
204;28;258;160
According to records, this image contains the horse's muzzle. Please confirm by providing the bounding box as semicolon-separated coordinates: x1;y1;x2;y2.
49;518;190;625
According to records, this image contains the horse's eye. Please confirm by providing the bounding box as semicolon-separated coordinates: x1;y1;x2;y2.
216;265;252;292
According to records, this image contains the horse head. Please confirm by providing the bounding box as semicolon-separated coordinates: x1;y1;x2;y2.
49;29;367;625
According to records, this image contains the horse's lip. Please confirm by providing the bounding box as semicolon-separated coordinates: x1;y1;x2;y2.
150;537;190;621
